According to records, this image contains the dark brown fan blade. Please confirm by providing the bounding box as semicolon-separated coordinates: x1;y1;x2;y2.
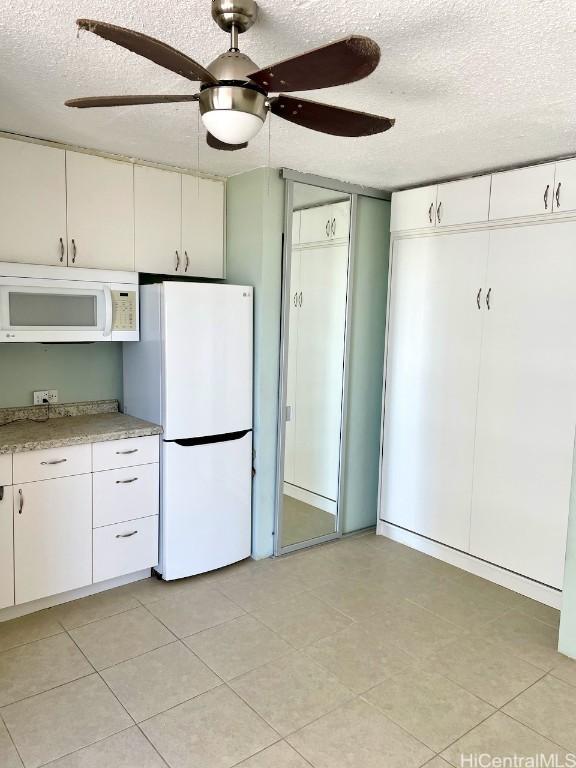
270;95;394;137
66;94;199;108
76;19;217;84
247;36;380;92
206;133;248;151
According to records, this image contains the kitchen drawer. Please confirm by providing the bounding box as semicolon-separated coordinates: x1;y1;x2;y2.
93;515;159;583
13;444;91;484
0;454;12;486
93;463;159;528
92;435;159;471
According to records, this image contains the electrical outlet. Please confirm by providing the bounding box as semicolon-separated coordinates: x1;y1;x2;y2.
33;390;58;405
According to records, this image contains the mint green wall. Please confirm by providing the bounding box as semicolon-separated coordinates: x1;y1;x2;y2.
226;168;284;559
340;197;391;533
560;434;576;658
0;343;123;407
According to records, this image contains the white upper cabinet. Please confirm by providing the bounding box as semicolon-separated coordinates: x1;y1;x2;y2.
330;200;351;240
436;176;491;227
489;163;556;220
300;204;334;243
292;210;301;245
390;185;437;231
0;138;67;266
299;201;350;244
552;158;576;213
135;165;182;276
181;176;225;278
66;152;134;270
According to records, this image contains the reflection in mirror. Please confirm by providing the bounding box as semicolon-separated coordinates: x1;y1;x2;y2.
280;182;351;549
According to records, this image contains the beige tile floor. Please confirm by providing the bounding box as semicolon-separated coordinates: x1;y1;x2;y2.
0;532;574;768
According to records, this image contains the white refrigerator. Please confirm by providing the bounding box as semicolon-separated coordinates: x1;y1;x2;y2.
123;281;253;580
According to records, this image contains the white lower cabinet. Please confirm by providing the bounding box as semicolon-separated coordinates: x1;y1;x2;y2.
93;463;159;528
0;486;14;610
14;475;93;604
0;436;160;612
93;515;159;583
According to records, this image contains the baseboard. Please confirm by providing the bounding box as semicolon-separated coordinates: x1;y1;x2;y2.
377;521;562;610
0;569;152;623
283;482;337;514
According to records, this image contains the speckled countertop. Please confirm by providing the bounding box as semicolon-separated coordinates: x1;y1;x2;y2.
0;400;162;455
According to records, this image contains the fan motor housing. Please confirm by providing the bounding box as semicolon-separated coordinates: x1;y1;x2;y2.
207;50;259;82
211;0;258;34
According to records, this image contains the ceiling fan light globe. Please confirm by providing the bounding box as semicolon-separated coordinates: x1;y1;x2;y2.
202;110;264;144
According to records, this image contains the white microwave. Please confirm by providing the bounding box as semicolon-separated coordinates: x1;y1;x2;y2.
0;264;139;342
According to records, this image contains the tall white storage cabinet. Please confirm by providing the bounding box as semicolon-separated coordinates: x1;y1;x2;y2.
470;222;576;588
284;203;350;506
382;232;488;551
381;196;576;591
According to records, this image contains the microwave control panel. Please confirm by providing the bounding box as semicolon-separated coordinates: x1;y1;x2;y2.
111;290;137;331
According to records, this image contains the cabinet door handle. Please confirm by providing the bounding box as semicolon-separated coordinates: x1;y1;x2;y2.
556;182;562;209
59;237;65;263
331;218;336;236
18;488;23;515
71;239;77;263
0;486;3;502
40;458;67;465
293;292;298;307
476;288;482;310
544;184;550;210
116;477;138;484
326;219;330;237
428;202;434;223
436;202;442;224
116;530;138;538
486;287;492;310
116;448;138;455
299;291;303;307
184;251;189;272
175;250;180;271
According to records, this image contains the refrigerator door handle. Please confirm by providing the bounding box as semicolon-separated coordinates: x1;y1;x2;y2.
165;429;252;448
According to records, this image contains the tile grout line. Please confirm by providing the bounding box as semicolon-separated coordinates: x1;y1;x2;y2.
496;670;574;755
0;708;26;767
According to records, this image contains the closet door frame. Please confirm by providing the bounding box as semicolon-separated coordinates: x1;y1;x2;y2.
274;182;356;555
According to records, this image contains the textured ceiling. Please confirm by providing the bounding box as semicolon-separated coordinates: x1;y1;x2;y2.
2;0;576;190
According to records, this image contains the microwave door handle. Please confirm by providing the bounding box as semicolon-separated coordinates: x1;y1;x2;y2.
103;286;113;337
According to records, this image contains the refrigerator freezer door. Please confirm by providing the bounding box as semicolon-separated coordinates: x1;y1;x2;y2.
162;282;253;440
160;432;252;579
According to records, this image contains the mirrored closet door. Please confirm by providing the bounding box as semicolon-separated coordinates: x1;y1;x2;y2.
277;181;352;552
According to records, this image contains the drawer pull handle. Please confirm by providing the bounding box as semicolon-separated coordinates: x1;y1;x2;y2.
116;530;138;538
40;458;67;465
116;477;138;484
116;449;138;455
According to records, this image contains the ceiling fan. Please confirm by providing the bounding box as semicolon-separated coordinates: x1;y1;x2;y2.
65;0;395;151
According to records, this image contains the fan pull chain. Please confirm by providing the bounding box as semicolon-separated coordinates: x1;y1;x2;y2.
267;113;272;196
